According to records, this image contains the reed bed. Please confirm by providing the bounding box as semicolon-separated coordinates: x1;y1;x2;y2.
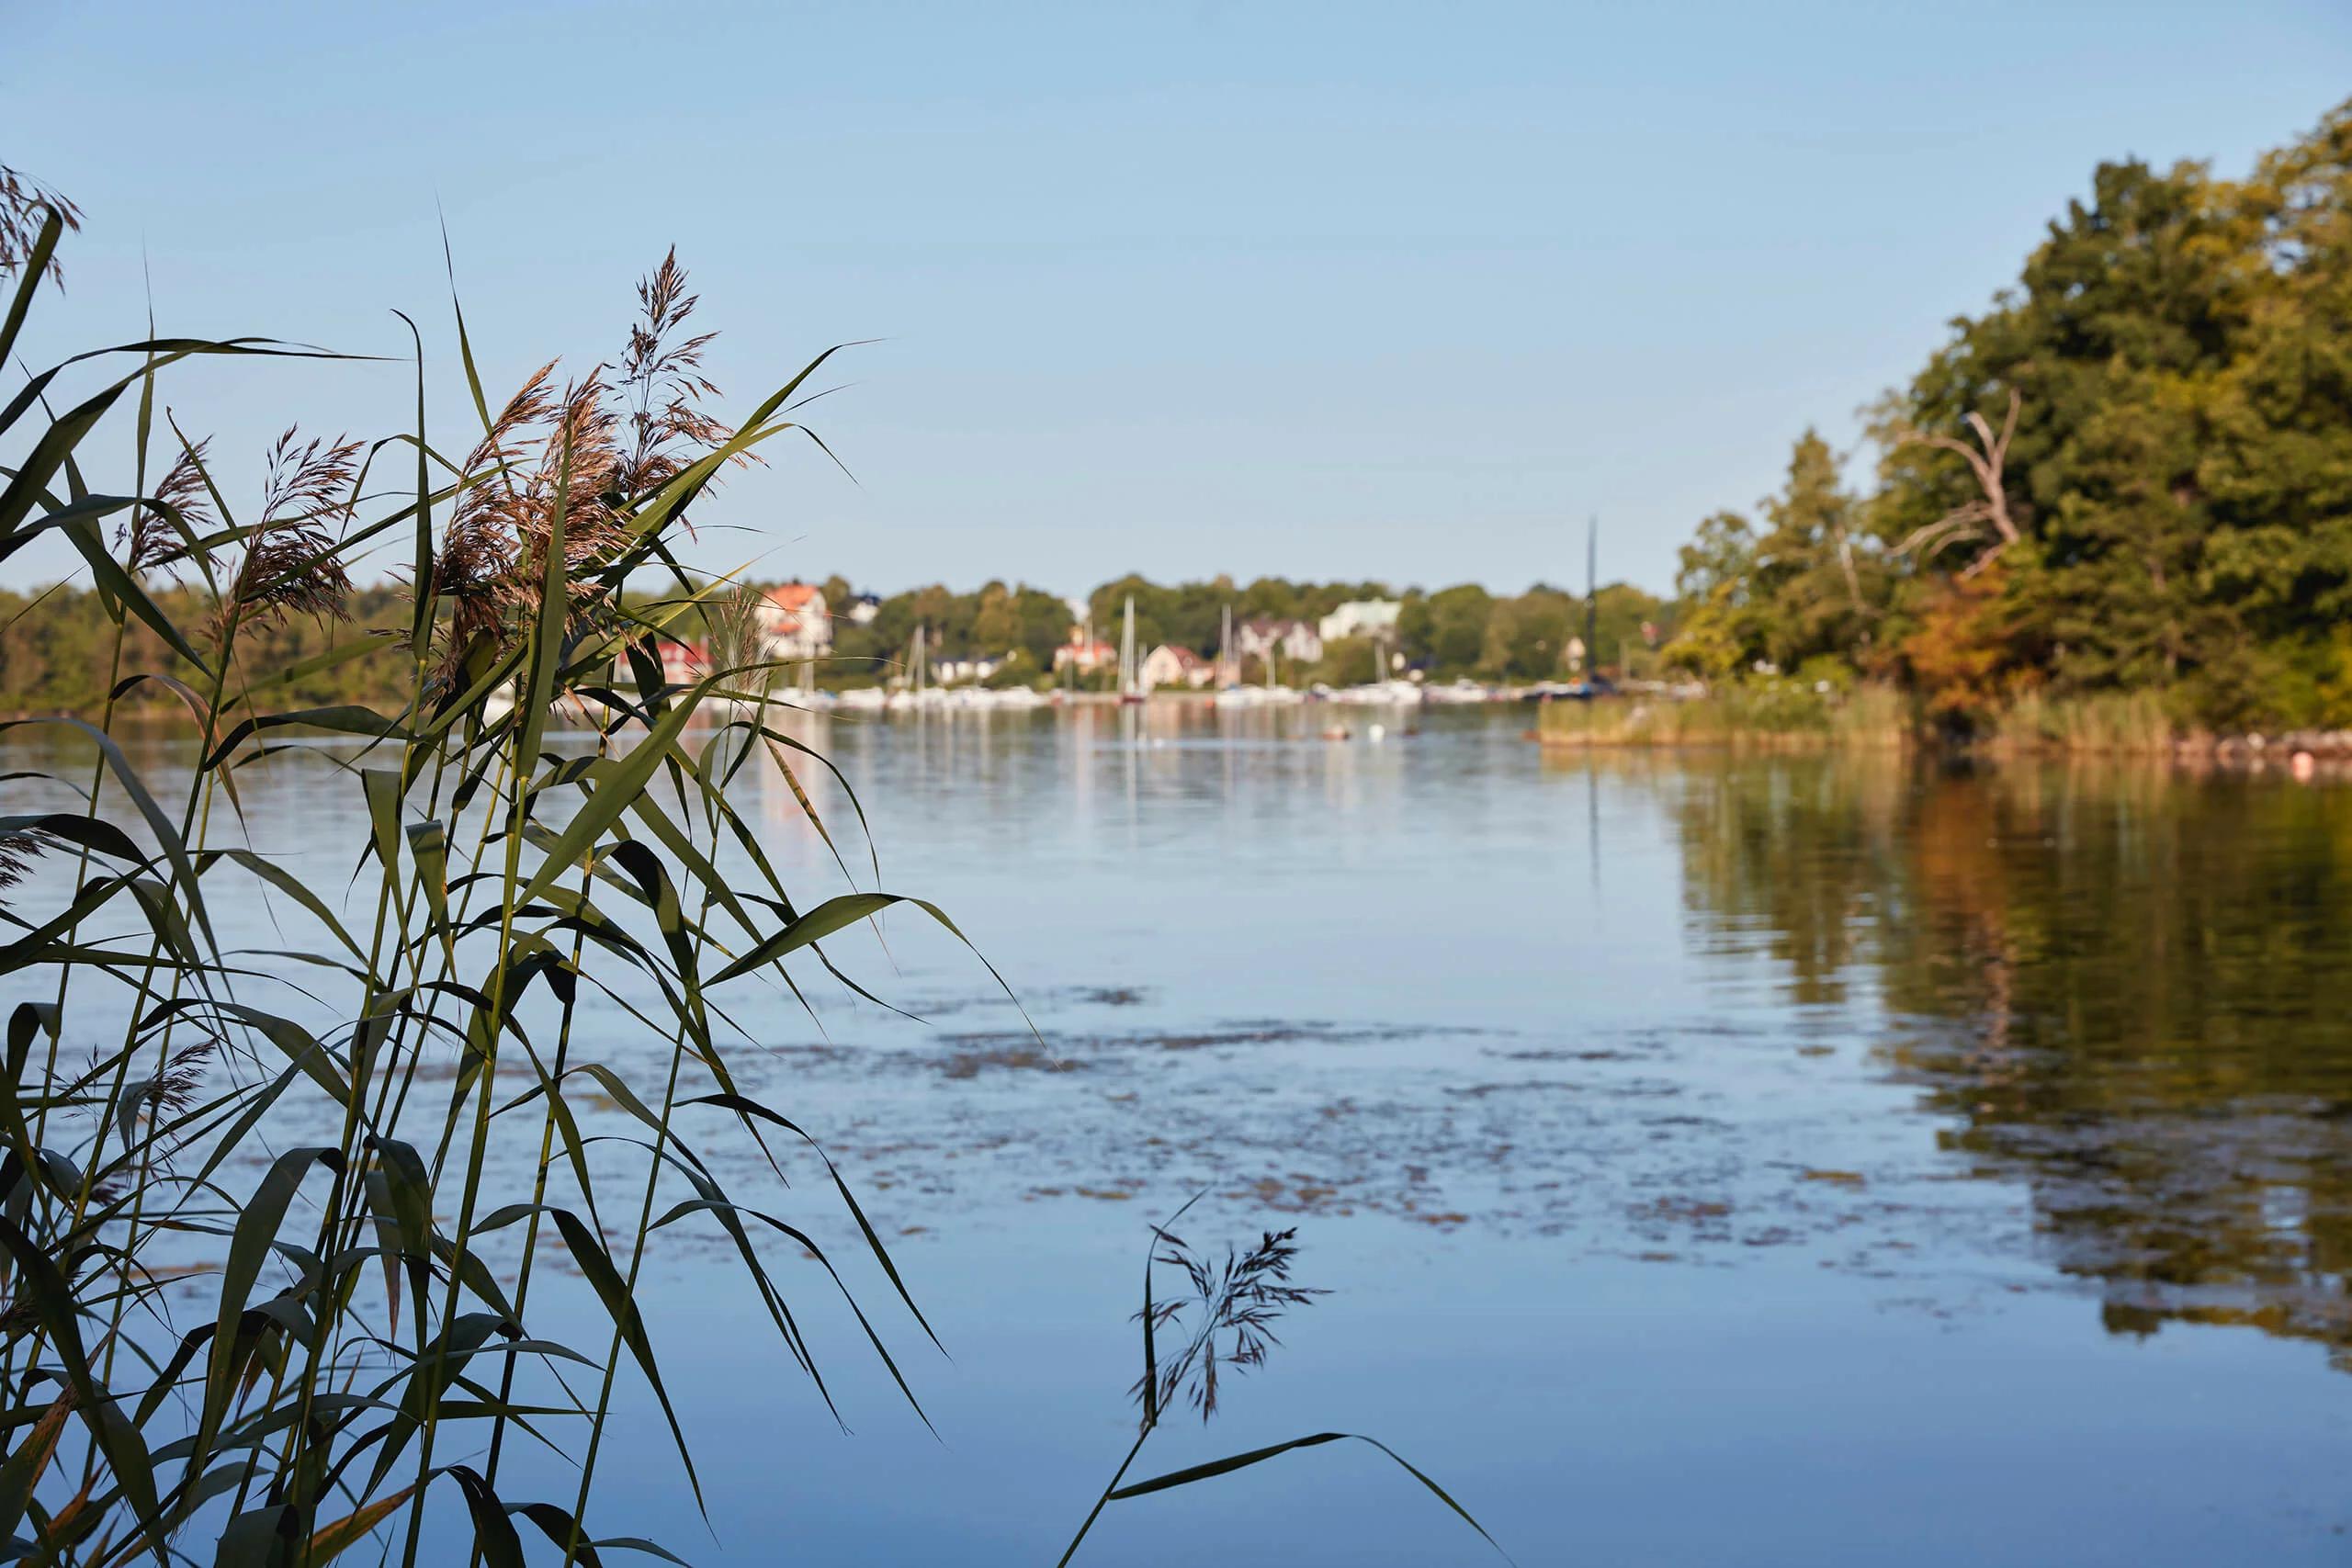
0;188;982;1564
0;177;1498;1564
1536;682;1910;750
1986;690;2177;754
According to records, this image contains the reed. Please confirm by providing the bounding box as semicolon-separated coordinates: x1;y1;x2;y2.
0;172;1501;1567
1537;681;1909;750
1988;689;2177;754
1055;1197;1506;1565
0;187;978;1564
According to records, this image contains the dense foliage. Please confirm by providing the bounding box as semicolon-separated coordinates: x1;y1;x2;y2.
3;572;1674;709
1674;99;2352;734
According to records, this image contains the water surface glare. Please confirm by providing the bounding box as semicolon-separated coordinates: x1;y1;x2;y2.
11;705;2352;1564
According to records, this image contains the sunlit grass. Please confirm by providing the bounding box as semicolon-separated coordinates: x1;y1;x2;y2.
1536;681;1909;750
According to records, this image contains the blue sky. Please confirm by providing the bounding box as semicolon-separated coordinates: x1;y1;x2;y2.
7;1;2349;597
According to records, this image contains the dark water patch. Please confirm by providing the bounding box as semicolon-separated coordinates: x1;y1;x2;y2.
1443;1079;1587;1099
938;1047;1086;1079
1483;1044;1646;1063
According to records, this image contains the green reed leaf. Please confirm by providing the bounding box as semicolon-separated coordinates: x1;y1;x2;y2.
1107;1432;1510;1562
204;1149;341;1435
0;206;62;367
443;1466;526;1568
547;1208;704;1517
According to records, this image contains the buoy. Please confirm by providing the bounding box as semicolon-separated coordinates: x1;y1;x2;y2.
1368;722;1386;742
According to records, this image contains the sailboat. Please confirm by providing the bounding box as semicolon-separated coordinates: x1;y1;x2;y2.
1571;515;1609;701
891;624;942;712
1117;596;1144;705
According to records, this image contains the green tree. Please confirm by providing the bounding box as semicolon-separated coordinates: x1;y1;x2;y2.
1401;583;1493;676
1478;587;1573;681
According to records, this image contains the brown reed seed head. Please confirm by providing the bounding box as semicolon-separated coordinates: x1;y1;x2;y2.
1132;1225;1326;1425
0;163;82;286
425;368;635;684
119;434;217;581
424;250;750;689
616;248;743;502
0;828;60;904
152;1041;214;1116
216;428;360;640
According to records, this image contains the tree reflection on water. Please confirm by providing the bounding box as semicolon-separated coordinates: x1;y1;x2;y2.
1672;752;2352;1364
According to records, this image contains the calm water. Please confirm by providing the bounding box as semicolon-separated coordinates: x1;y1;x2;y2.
9;706;2352;1563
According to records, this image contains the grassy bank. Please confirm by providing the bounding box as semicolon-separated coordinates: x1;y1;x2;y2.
1540;683;2352;761
1983;691;2177;753
1536;681;1909;750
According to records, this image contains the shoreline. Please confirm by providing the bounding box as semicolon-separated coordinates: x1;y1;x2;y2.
1532;702;2352;776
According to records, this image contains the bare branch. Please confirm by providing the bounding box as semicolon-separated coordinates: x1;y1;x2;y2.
1892;386;2021;565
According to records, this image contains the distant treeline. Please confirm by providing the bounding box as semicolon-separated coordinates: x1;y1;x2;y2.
0;573;1670;713
1675;98;2352;733
12;102;2352;728
814;573;1669;689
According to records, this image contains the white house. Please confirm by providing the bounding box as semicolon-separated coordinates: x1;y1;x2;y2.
759;582;831;663
846;592;882;626
1234;617;1323;667
933;655;1004;684
1140;644;1214;690
1317;599;1402;643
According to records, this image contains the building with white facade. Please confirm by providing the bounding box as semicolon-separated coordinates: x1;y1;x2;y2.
1317;599;1402;643
1234;617;1323;668
759;582;831;663
1140;644;1214;690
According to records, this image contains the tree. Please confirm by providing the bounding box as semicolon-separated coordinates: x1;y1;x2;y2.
1478;588;1573;681
1751;429;1879;671
1667;432;1880;680
1400;583;1492;676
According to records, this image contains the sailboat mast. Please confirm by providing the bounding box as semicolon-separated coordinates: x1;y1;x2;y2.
1585;514;1599;686
1121;596;1136;697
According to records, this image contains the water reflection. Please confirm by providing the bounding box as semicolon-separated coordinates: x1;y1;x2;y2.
1665;750;2352;1363
8;712;2352;1559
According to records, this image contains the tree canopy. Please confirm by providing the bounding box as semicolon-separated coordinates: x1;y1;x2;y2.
1669;97;2352;732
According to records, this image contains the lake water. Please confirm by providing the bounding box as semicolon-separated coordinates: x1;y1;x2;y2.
9;705;2352;1564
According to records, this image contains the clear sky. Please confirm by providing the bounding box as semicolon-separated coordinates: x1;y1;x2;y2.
6;1;2350;598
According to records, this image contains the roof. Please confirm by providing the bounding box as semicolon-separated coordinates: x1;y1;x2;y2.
766;581;822;611
1148;644;1209;668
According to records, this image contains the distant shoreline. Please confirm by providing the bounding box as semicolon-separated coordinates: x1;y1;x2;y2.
1532;690;2352;774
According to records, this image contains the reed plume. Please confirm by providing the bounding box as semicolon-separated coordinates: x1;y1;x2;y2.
1057;1202;1500;1565
0;162;81;284
215;427;359;639
119;433;215;581
616;247;738;501
0;827;59;902
1133;1225;1322;1424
